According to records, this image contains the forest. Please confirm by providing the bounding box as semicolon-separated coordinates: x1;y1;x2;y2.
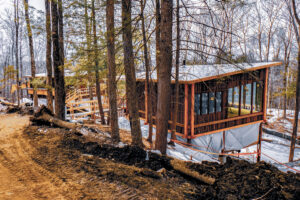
0;0;300;199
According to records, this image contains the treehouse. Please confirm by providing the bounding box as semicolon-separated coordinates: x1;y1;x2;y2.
136;62;282;155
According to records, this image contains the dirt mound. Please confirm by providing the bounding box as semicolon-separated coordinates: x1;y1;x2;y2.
59;133;300;199
187;157;300;199
61;138;172;171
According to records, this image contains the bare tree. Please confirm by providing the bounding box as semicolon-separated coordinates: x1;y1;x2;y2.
24;0;38;107
106;0;120;143
288;0;300;162
14;0;20;106
91;0;106;125
122;0;143;147
52;0;66;120
155;0;173;154
140;0;153;144
170;0;180;145
45;0;53;112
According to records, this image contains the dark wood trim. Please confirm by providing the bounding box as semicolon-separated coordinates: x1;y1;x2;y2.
263;68;269;121
184;84;189;138
250;82;254;114
191;83;195;137
192;120;263;138
257;122;263;162
145;80;148;123
238;85;242;116
194;112;263;128
138;116;185;138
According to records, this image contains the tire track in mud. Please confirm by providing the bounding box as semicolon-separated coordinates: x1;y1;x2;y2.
0;114;150;200
0;114;71;199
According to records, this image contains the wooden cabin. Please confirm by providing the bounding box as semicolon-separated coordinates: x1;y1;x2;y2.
136;62;282;150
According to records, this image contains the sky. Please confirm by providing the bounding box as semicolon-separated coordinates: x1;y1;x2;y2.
0;0;45;14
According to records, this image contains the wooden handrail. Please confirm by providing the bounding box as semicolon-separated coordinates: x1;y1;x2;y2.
194;112;263;128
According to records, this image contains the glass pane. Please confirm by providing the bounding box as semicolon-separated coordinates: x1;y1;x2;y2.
216;92;222;112
194;94;201;115
228;88;233;106
209;92;215;114
201;93;208;115
252;82;256;111
227;86;239;118
241;84;251;115
253;82;263;112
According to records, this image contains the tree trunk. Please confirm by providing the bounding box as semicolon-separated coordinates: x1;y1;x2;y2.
84;0;94;102
283;52;290;119
155;0;173;154
19;30;23;99
24;0;38;108
170;0;180;146
290;43;300;162
155;0;161;77
92;0;106;125
106;0;120;143
122;0;143;147
140;0;153;144
52;0;66;120
14;0;20;106
45;0;53;113
289;0;300;162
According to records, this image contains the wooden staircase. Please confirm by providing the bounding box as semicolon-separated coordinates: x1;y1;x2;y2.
66;87;126;121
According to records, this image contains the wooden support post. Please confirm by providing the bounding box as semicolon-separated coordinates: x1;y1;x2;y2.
184;84;188;138
145;81;148;123
257;122;263;162
191;83;195;137
219;131;226;163
238;85;242;116
71;104;74;119
94;102;96;121
250;82;254;114
263;68;269;121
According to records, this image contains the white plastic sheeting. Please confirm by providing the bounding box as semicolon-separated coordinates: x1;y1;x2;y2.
190;131;223;154
190;123;260;156
225;123;260;151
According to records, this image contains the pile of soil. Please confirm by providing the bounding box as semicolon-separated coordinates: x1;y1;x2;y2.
60;134;300;200
61;139;172;171
187;158;299;199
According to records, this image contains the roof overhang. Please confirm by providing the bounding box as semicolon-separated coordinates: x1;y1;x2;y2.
136;62;282;84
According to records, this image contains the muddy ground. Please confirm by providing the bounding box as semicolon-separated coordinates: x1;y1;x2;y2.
0;113;299;199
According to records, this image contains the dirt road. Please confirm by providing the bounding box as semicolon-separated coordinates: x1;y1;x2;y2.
0;114;146;200
0;114;68;199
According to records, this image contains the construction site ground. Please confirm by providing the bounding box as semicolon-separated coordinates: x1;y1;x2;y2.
0;113;299;200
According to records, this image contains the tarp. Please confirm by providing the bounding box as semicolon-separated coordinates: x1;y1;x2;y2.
190;123;260;155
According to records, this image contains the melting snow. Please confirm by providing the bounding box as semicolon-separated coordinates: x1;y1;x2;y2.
119;116;300;172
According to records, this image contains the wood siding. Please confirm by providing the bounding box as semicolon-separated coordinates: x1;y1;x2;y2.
136;68;267;138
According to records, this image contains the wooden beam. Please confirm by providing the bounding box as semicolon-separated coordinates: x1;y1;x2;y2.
138;115;186;138
238;85;242;116
263;68;269;121
257;122;263;162
192;120;263;139
145;81;148;123
184;84;189;138
191;83;195;137
250;82;254;114
194;112;263;128
141;113;185;127
223;130;226;151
